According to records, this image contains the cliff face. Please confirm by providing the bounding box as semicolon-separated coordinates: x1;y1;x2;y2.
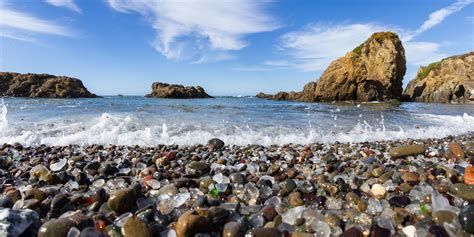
0;72;98;98
257;32;406;102
146;82;213;99
404;52;474;103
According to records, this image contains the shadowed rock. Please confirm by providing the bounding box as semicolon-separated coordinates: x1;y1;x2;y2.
146;82;213;99
404;52;474;103
0;72;98;98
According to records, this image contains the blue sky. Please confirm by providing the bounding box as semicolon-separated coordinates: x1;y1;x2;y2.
1;0;473;96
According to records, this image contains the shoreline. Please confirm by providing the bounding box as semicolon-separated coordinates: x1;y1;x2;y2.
1;131;473;149
0;133;473;236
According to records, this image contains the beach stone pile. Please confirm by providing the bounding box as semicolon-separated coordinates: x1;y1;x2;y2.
0;134;473;236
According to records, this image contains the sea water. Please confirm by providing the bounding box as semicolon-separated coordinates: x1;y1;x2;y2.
0;96;472;146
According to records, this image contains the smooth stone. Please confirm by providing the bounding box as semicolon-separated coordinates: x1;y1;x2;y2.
356;200;368;212
0;196;14;208
428;225;449;237
345;192;360;204
249;228;282;237
389;144;425;158
401;172;419;182
0;208;41;237
108;186;140;214
369;224;391;237
208;206;230;224
465;166;474;184
38;218;77;237
175;211;210;237
223;221;245;237
402;225;416;237
186;162;210;177
433;210;456;225
459;204;474;234
229;172;247;185
324;213;341;228
388;196;411;207
122;216;152;237
260;206;278;221
449;142;465;159
399;183;413;193
50;158;67;171
279;178;297;193
371;184;386;199
289;193;304;207
25;188;47;201
450;183;474;201
68;212;94;230
372;167;384;177
340;227;363;237
208;138;225;150
48;194;73;218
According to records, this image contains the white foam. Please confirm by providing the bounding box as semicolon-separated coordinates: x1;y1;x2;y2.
0;99;8;132
0;101;473;146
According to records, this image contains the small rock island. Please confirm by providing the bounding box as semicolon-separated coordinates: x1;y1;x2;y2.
0;72;98;98
145;82;213;99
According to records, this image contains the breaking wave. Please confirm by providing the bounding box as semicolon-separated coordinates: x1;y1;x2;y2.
0;98;473;146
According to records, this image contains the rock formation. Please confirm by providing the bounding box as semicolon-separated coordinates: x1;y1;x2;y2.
146;82;213;99
404;52;473;103
257;32;406;102
0;72;98;98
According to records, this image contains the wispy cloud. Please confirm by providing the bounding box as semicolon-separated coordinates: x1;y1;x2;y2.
0;2;73;41
404;41;446;66
107;0;279;63
44;0;81;13
408;0;473;40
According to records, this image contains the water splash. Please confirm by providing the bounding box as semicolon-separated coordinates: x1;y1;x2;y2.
0;97;473;146
0;111;472;146
0;99;8;132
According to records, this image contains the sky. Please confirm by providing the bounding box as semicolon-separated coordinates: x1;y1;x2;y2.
0;0;473;96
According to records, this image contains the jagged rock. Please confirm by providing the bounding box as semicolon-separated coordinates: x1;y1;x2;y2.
257;32;406;102
145;82;213;99
404;52;474;103
0;72;98;98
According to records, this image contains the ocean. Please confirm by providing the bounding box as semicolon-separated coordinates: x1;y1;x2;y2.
0;96;473;146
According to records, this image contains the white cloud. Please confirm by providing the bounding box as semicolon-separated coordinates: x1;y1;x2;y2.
278;24;394;71
44;0;81;13
404;41;446;65
416;0;473;35
0;3;73;41
107;0;279;63
0;30;36;42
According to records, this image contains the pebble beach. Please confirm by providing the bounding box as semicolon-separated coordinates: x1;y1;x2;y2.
0;133;473;237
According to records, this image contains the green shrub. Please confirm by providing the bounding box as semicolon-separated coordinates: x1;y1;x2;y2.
353;44;363;55
417;61;441;79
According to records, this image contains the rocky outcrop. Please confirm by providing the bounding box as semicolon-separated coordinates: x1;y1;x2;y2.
257;32;406;102
0;72;98;98
404;52;474;103
256;82;318;102
146;82;213;99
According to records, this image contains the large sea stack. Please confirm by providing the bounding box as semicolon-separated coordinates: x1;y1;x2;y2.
256;32;407;102
146;82;213;99
404;52;474;103
0;72;98;98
